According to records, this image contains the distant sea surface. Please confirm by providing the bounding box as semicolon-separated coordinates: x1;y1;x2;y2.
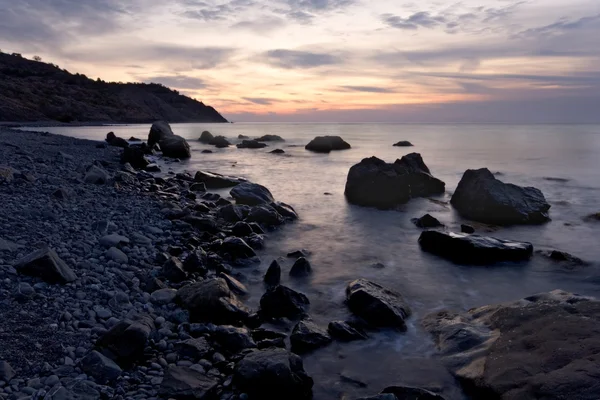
25;123;600;399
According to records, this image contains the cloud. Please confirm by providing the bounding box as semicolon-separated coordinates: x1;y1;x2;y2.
381;12;446;30
242;97;277;105
180;0;256;21
139;75;208;89
518;14;600;38
262;49;343;68
339;85;396;93
231;16;287;33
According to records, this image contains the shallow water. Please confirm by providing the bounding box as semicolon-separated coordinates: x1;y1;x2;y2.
23;123;600;399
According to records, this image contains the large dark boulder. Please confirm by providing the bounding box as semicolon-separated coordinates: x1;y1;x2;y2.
264;260;281;286
423;290;600;400
344;154;445;209
260;285;310;319
219;237;257;259
451;168;551;225
194;170;247;189
418;231;533;264
290;320;332;353
289;257;312;277
234;348;314;399
217;204;249;223
230;183;275;206
160;366;219;399
256;134;284;142
95;314;155;367
105;132;129;148
411;214;443;228
209;135;231;148
148;121;174;148
237;140;267;149
198;130;214;143
246;205;285;226
121;146;149;169
393;141;414;147
271;201;299;220
305;136;351;153
14;247;77;284
212;325;257;353
346;279;411;330
159;135;191;159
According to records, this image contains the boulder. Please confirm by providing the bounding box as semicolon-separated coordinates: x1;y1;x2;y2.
237;140;267;149
461;224;475;234
305;136;351;153
177;337;212;359
198;130;215;143
79;351;122;384
159;135;191;159
151;288;178;305
270;149;285;154
217;204;248;223
271;201;299;220
238;134;250;139
213;325;257;353
328;321;368;341
105;247;128;264
219;272;248;296
160;366;218;399
121;146;149;169
148;121;174;147
161;256;188;283
393;141;414;147
209;135;231;148
177;278;250;324
95;314;155;367
246;205;285;226
14;247;77;284
234;348;313;399
256;134;285;142
290;257;312;277
0;361;15;382
260;285;310;319
290;321;332;353
345;154;445;209
346;279;411;330
245;233;265;250
232;221;254;237
451;168;551;225
411;214;443;228
194;170;246;189
220;237;256;259
84;165;110;184
230;182;275;206
423;290;600;400
105;132;129;148
190;182;207;192
418;231;533;264
264;260;281;286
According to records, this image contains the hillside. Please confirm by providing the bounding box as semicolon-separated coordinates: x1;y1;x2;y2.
0;52;228;123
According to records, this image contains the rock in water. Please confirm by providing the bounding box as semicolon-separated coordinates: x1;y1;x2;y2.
260;285;310;318
290;257;312;277
194;170;246;189
160;366;218;399
121;146;149;169
199;130;215;143
423;290;600;400
270;149;285;154
237;140;267;149
381;386;446;400
451;168;551;225
290;321;332;353
234;348;314;399
14;247;77;283
159;135;191;159
264;260;281;286
305;136;351;153
344;154;445;209
418;231;533;264
256;134;285;142
246;205;285;226
220;237;256;259
230;182;275;206
95;314;155;367
393;141;414;147
328;321;368;341
79;351;122;384
346;279;411;329
148;120;174;147
209;135;231;148
105;132;129;148
84;165;110;184
411;214;443;228
461;224;475;234
177;278;249;324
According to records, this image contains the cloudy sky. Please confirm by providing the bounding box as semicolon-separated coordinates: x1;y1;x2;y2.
1;0;599;122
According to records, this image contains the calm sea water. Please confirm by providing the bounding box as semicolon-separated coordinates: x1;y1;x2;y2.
24;123;600;399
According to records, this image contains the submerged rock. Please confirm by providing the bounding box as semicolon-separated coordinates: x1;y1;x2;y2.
290;320;332;353
198;130;215;143
423;290;600;400
230;182;275;206
345;154;445;209
289;257;312;277
393;141;413;147
537;249;587;267
264;260;281;286
305;136;351;153
451;168;551;225
260;285;310;319
270;149;285;154
328;321;368;341
237;140;267;149
105;132;129;148
14;247;77;284
411;214;443;228
461;224;475;234
194;170;246;189
257;134;285;142
418;231;533;264
209;135;231;148
346;279;411;330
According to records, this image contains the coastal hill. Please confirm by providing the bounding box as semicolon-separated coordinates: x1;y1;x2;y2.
0;52;227;123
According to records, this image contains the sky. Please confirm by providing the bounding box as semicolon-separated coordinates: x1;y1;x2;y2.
1;0;599;123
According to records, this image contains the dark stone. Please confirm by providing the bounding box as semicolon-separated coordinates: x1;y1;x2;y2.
393;141;414;147
328;321;368;341
249;222;265;234
218;204;247;223
213;325;257;353
145;163;161;172
121;146;150;169
95;314;154;367
271;201;299;220
183;216;220;233
461;224;475;234
199;131;215;143
177;337;212;359
148;121;174;147
168;246;184;256
237;140;267;149
160;366;219;399
418;231;533;264
245;233;265;250
14;247;77;284
346;279;411;330
183;249;208;275
159;135;191;159
84;165;110;184
209;135;231;148
290;320;332;353
230;182;275;206
220;236;257;259
451;168;551;225
219;272;249;295
106;132;129;148
256;134;285;142
79;351;122;384
381;386;446;400
201;149;213;154
411;214;443;228
129;136;141;141
287;250;308;258
345;154;445;209
251;327;287;342
238;134;250;139
234;348;314;399
52;187;70;200
161;257;188;283
194;170;246;189
270;149;285;154
264;260;281;286
584;212;600;222
0;361;15;381
232;221;253;237
246;205;285;226
260;285;310;319
305;136;351;153
537;250;587;267
290;257;312;277
190;182;207;192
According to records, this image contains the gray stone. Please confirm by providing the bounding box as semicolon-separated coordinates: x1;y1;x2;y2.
0;361;15;382
159;366;218;399
84;165;110;184
105;247;128;264
99;234;130;248
346;279;411;330
14;248;77;284
79;351;122;384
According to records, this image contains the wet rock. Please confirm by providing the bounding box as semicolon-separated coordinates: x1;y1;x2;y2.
271;201;299;220
418;231;533;264
246;205;285;226
290;257;312;277
345;154;445;209
161;256;188;283
177;337;212;359
461;224;475;234
14;247;77;284
0;361;15;381
199;130;215;143
148;120;174;147
105;132;129;148
220;237;256;259
190;182;207;192
177;278;250;324
209;135;231;148
393;141;414;147
305;136;351;153
84;165;110;184
183;249;208;275
411;214;443;228
537;249;587;267
256;134;284;142
145;163;161;172
381;386;446;400
96;314;155;367
451;168;551;225
346;279;411;330
260;285;310;319
230;182;275;206
151;288;178;305
219;272;248;295
79;351;122;384
237;140;267;149
218;204;248;223
584;212;600;222
245;232;265;250
290;320;332;353
160;366;219;399
270;149;285;154
287;250;308;258
264;260;281;286
327;321;368;341
232;221;254;237
121;145;149;169
238;134;250;139
213;326;257;353
423;290;600;400
160;135;191;159
234;348;313;399
201;149;213;154
194;170;246;189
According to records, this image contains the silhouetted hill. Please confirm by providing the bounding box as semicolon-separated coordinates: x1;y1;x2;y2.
0;52;228;123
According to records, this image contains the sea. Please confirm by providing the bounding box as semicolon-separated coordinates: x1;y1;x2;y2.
22;123;600;399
